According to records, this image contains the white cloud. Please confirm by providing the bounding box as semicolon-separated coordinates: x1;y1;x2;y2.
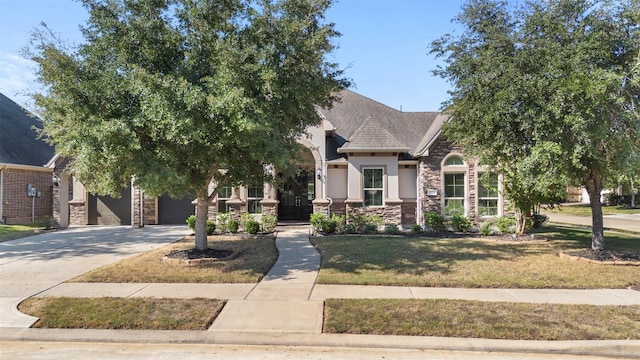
0;52;39;109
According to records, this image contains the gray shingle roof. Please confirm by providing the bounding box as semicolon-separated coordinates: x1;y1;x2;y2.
319;89;446;157
0;93;54;166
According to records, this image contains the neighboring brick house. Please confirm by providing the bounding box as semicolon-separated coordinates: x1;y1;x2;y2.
51;89;505;228
0;93;55;224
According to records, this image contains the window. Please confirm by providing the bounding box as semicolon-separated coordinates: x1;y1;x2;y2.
444;173;465;216
444;156;464;166
247;184;263;214
363;168;383;206
478;173;499;216
217;185;232;213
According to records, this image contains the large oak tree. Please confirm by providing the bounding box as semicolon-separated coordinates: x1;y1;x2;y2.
431;0;640;249
27;0;348;250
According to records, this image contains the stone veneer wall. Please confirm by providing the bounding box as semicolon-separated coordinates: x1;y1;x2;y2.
401;201;417;225
69;200;85;225
419;139;478;220
346;202;402;225
143;196;156;225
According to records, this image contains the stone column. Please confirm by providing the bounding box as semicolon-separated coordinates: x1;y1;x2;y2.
225;187;244;220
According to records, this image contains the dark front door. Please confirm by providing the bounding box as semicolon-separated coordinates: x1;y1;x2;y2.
278;170;314;221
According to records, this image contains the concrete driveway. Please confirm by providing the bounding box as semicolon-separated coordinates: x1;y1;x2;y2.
0;225;189;327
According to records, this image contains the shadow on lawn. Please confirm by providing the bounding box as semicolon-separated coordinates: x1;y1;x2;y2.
312;236;551;276
312;226;640;277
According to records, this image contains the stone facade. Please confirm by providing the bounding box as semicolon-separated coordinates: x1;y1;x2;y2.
1;168;53;224
69;199;85;225
401;201;417;225
346;202;402;225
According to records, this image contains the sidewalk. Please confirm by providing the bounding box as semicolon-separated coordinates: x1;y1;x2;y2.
2;224;640;358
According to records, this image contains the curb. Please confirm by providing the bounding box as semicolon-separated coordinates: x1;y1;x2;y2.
1;328;639;359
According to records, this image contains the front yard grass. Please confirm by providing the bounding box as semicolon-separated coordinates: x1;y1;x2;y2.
544;203;640;217
71;236;278;283
0;224;47;243
19;297;223;330
324;299;640;340
311;226;640;288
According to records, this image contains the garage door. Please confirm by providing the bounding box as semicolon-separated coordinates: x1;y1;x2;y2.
87;187;131;225
158;193;195;224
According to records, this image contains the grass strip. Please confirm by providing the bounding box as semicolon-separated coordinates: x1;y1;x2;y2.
0;224;47;243
324;299;640;340
71;236;278;283
19;297;224;330
311;226;640;288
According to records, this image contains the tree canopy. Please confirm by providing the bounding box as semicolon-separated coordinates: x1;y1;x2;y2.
431;0;640;248
27;0;348;249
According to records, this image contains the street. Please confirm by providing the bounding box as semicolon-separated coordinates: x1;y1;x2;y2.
0;341;616;360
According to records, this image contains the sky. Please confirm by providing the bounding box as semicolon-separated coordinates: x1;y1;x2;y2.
0;0;466;112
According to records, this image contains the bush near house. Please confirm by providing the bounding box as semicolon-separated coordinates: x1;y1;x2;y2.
245;220;260;234
228;219;239;233
424;212;446;232
261;215;277;233
450;214;473;232
496;216;516;233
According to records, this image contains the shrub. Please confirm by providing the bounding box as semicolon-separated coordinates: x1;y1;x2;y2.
206;220;216;235
450;214;473;232
529;213;548;229
496;216;516;233
349;214;367;233
186;215;196;231
321;219;337;234
331;214;346;234
217;212;230;233
228;219;239;233
480;222;492;236
310;213;327;232
245;220;260;234
424;212;446;232
345;223;357;234
410;224;423;233
384;223;401;235
363;223;378;234
261;215;277;233
239;213;254;228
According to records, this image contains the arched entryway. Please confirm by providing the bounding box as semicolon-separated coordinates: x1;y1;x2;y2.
277;144;318;222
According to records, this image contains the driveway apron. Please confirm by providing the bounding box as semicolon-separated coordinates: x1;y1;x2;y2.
0;225;189;327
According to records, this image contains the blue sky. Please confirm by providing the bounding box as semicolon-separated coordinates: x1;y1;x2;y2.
0;0;466;112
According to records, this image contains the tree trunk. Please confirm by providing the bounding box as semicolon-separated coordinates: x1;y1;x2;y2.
194;196;209;251
584;172;604;250
631;178;636;208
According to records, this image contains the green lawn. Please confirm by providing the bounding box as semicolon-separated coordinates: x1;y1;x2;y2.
0;224;47;243
310;226;640;289
544;203;640;216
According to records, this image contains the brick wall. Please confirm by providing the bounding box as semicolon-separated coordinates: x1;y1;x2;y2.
2;168;53;224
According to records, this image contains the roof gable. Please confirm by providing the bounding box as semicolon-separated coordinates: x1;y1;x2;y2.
0;93;54;166
319;89;447;156
339;117;408;153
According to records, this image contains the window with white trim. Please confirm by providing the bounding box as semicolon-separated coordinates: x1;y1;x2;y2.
247;184;263;214
363;168;383;206
444;156;465;166
478;172;499;217
444;173;465;216
217;185;232;213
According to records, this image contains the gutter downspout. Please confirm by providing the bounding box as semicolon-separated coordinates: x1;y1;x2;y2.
416;162;421;228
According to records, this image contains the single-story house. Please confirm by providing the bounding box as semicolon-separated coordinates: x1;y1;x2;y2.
0;93;55;224
51;89;506;227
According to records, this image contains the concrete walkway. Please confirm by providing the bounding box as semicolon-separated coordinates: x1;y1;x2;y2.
2;223;640;358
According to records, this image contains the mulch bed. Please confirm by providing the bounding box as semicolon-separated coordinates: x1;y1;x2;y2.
563;249;640;262
165;248;234;260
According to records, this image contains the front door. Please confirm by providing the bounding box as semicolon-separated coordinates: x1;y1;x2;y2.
278;170;314;221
